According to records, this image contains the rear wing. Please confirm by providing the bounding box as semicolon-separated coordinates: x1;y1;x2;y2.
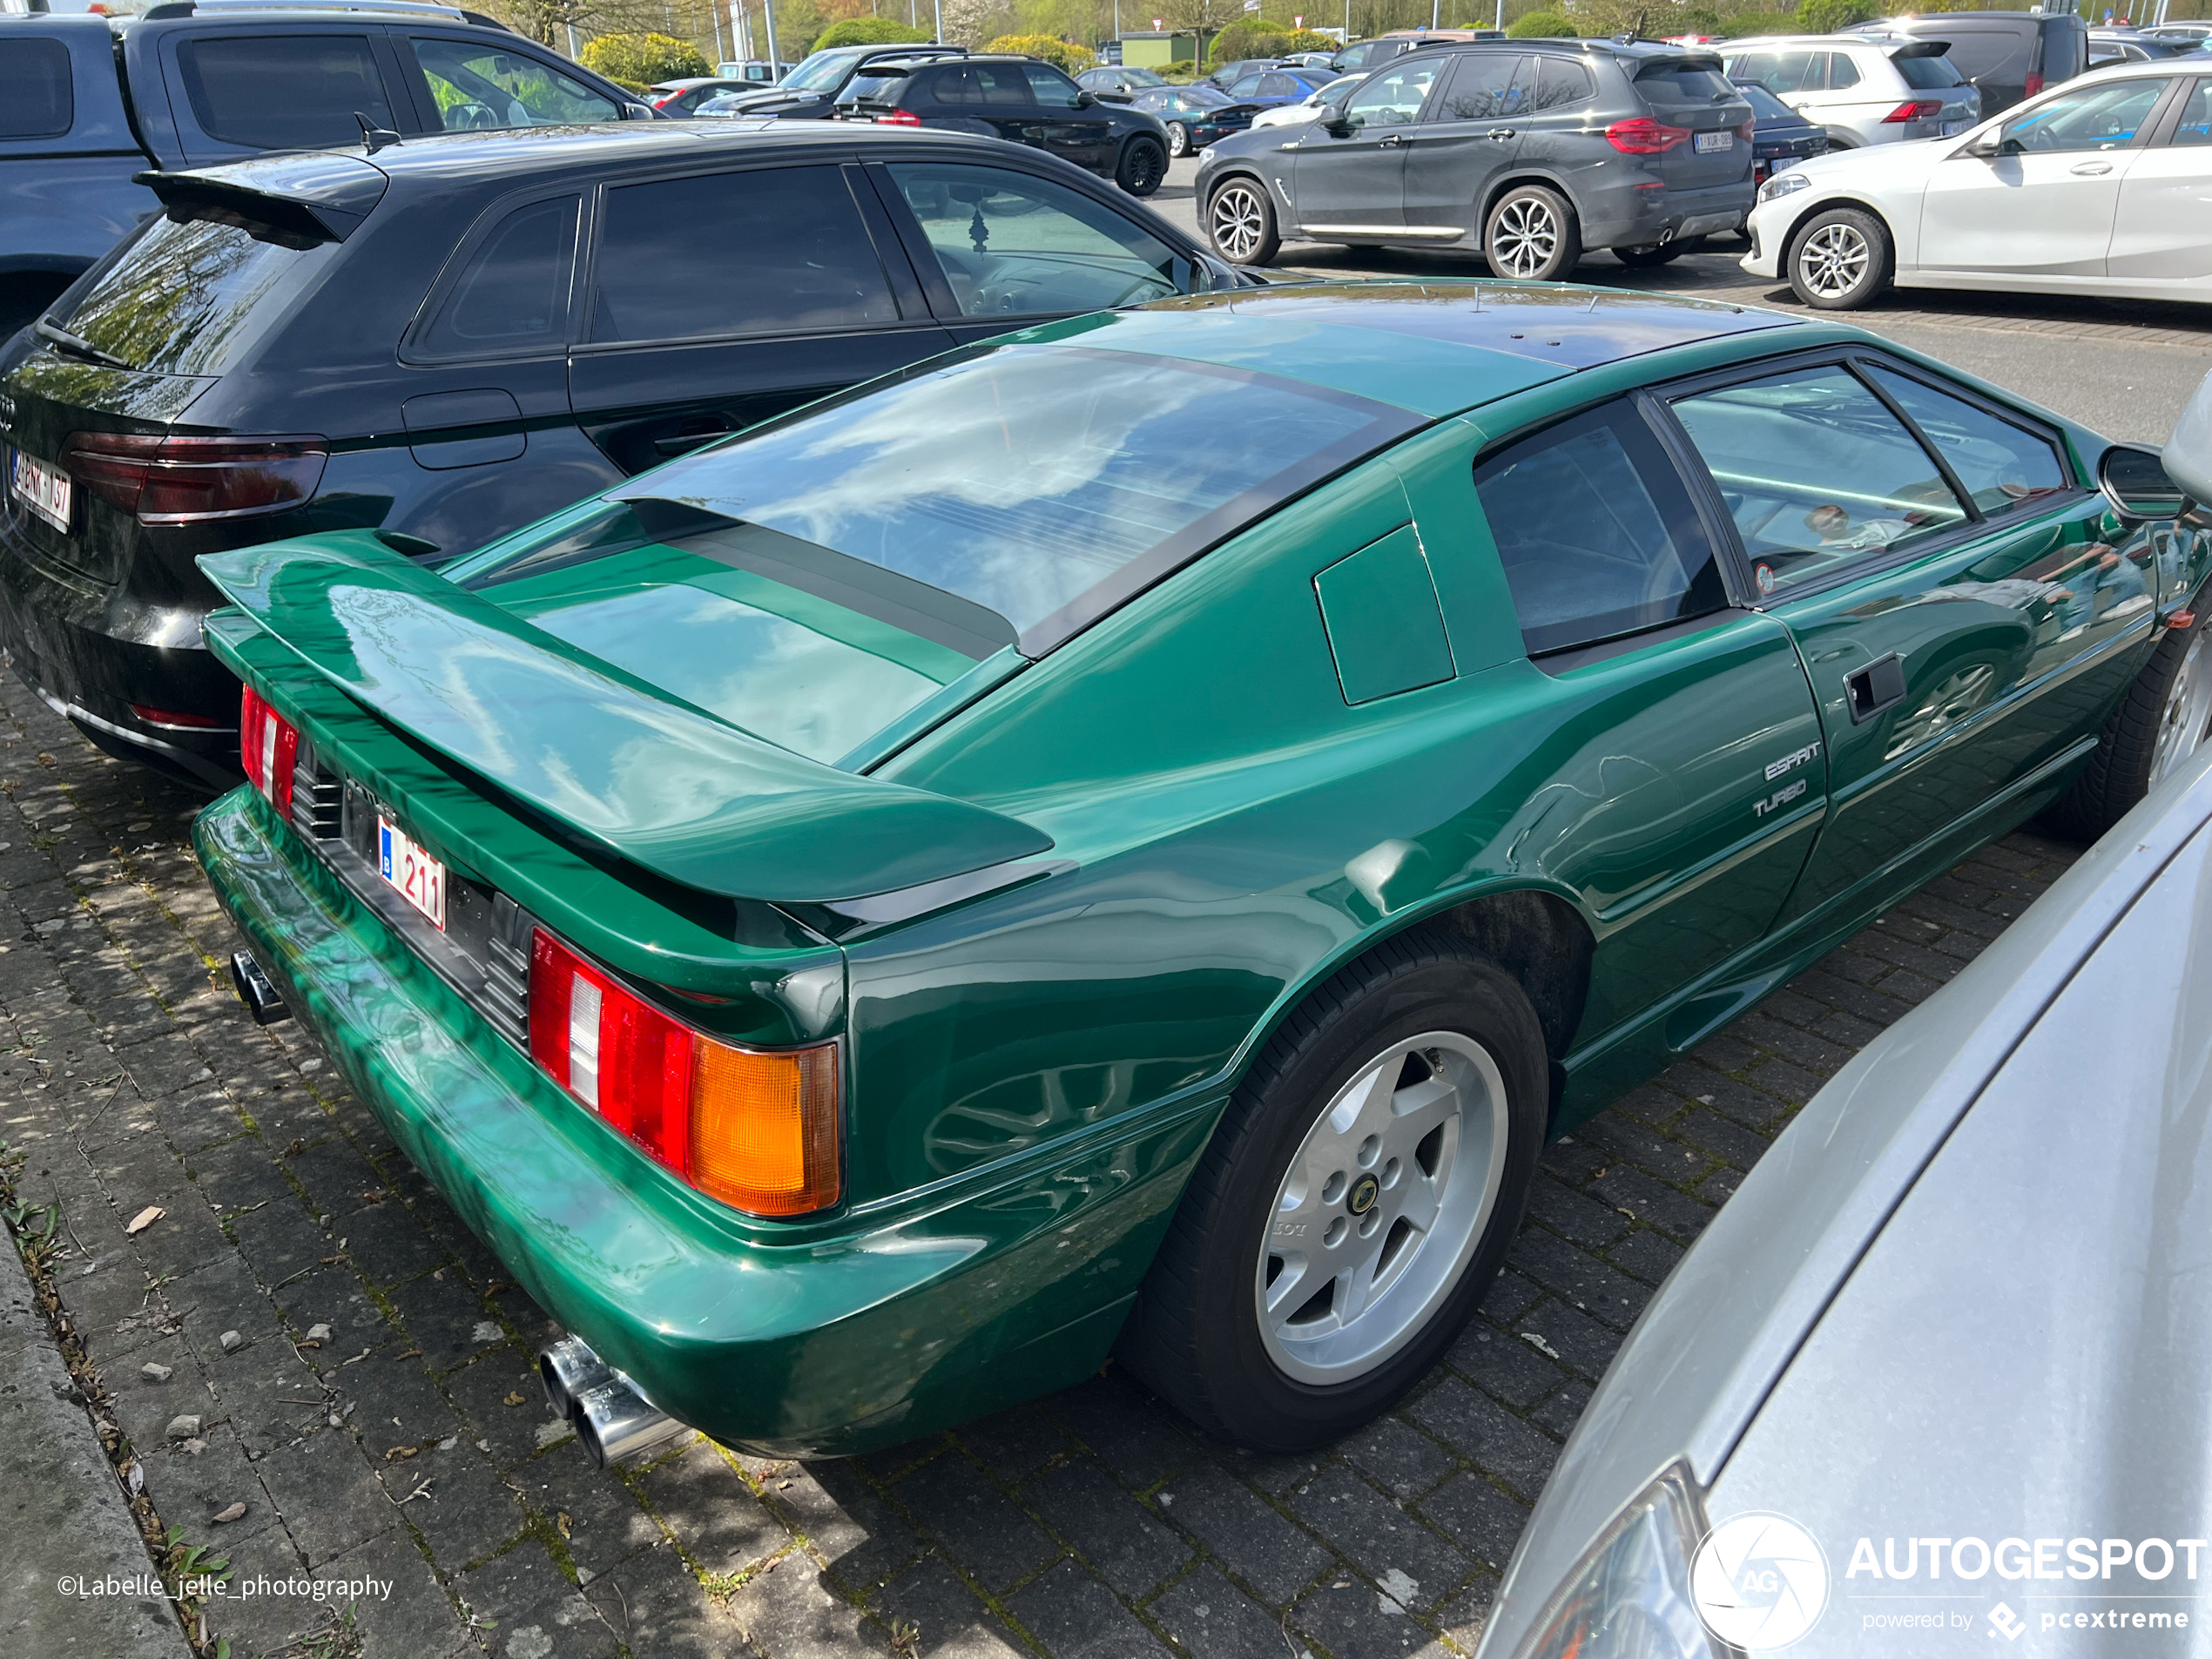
199;535;1052;904
136;151;388;244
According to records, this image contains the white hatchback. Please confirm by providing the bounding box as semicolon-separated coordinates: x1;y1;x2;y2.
1723;34;1979;148
1742;60;2212;309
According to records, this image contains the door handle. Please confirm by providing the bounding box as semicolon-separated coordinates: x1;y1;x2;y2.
1487;127;1517;140
2070;160;2113;175
1844;652;1907;725
1380;132;1410;146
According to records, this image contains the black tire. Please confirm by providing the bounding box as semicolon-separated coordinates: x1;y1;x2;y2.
1166;120;1190;158
1117;136;1168;198
1206;174;1280;265
1117;931;1548;1449
1615;242;1684;267
1784;206;1892;310
2045;590;2212;839
1483;184;1581;282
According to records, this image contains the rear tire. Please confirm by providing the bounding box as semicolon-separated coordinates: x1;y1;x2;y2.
1484;185;1581;281
1117;136;1168;197
1166;120;1190;158
1207;175;1281;264
2045;594;2212;839
1117;931;1548;1449
1785;206;1892;310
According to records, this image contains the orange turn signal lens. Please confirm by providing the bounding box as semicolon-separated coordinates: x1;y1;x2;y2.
689;1042;840;1217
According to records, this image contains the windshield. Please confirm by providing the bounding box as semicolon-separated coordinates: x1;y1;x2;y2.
780;48;860;91
462;341;1415;655
1733;80;1794;118
56;212;334;375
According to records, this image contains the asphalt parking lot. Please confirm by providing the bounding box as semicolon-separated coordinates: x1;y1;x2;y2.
0;185;2179;1658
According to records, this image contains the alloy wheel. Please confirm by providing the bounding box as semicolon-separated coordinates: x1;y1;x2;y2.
1211;182;1269;262
1256;1031;1509;1385
1167;121;1190;157
1796;222;1871;300
2152;631;2212;784
1490;197;1559;279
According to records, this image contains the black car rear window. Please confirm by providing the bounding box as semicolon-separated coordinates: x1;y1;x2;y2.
57;215;334;375
419;197;577;358
840;68;907;104
176;34;396;150
0;37;73;139
1635;62;1736;101
1894;51;1968;88
1735;80;1795;119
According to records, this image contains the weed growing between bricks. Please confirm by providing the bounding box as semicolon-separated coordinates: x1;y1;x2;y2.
1;1136;225;1656
0;660;2087;1659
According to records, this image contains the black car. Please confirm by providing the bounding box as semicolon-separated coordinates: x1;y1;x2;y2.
1842;10;2087;114
697;40;966;118
1130;84;1258;157
833;54;1174;196
1196;39;1751;276
0;125;1247;785
1733;76;1827;192
0;3;651;337
645;76;768;114
2087;29;2202;68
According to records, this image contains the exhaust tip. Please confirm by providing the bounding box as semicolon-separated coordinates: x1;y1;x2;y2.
573;1378;689;1469
230;951;290;1025
539;1335;613;1420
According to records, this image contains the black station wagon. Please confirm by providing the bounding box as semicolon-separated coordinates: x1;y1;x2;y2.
0;123;1244;786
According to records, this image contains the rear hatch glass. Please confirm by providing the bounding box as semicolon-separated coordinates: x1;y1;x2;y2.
836;68;908;109
1635;58;1749;189
1893;50;1969;89
1925;26;2032;86
452;341;1415;765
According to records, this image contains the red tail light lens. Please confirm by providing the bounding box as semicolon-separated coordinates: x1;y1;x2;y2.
875;108;922;125
1605;117;1690;153
529;929;841;1217
59;433;327;525
2025;71;2043;98
1737;117;1755;140
1881;98;1945;123
239;686;297;815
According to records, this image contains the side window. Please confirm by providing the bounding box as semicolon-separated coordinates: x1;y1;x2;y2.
419;196;577;358
175;34;395;149
1861;365;2069;516
1022;63;1082;107
885;161;1184;318
1345;56;1442;126
1259;72;1297;98
2168;78;2212;145
1229;73;1268;98
974;62;1029;105
1824;51;1861;90
1750;49;1821;93
1433;52;1528;120
0;37;73;139
1669;365;1969;598
934;65;981;104
590;166;896;343
1474;399;1729;656
413;37;617;129
1534;57;1595;110
1994;77;2168;152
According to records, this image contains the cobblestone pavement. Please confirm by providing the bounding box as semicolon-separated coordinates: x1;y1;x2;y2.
0;662;2080;1659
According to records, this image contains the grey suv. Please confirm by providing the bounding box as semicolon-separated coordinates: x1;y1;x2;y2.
1194;40;1753;279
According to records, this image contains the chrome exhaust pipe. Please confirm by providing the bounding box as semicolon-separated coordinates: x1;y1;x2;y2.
539;1335;612;1420
574;1377;689;1468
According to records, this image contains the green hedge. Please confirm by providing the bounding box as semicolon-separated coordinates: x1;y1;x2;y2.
983;33;1098;70
1505;10;1574;36
577;32;709;84
1205;24;1341;63
812;17;931;51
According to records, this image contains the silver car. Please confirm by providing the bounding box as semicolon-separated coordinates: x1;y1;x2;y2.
1476;388;2212;1658
1723;34;1979;147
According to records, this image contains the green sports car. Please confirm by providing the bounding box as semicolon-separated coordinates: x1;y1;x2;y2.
193;282;2209;1459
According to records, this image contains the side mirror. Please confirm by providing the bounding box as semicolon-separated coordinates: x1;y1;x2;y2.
1075;88;1097;107
2100;444;2190;523
1323;114;1358;137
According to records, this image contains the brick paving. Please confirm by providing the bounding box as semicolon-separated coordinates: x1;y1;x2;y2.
0;664;2079;1659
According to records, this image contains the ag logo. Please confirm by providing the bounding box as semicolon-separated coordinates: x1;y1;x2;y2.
1347;1174;1380;1216
1691;1512;1829;1649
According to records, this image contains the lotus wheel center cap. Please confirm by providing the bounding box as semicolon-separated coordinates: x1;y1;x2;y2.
1347;1175;1380;1216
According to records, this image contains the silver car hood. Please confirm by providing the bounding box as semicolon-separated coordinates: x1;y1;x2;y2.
1479;748;2212;1659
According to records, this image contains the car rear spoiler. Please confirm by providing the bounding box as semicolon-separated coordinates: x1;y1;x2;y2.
135;151;390;246
1887;39;1954;57
198;536;1053;904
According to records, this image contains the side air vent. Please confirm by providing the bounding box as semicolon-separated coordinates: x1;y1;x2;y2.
290;740;342;840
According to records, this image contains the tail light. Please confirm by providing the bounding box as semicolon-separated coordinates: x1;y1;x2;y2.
875;108;922;125
1737;117;1755;140
529;929;841;1217
1605;117;1690;153
59;433;326;525
1881;98;1945;123
2025;71;2043;98
239;686;297;816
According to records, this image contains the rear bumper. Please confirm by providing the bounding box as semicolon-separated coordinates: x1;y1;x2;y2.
195;786;1217;1457
1581;179;1756;251
0;517;238;788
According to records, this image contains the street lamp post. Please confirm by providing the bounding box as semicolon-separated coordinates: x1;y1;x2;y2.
761;0;779;75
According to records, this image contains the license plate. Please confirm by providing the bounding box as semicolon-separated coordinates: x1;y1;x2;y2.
1942;118;1969;136
378;817;446;931
8;448;70;533
1694;130;1732;153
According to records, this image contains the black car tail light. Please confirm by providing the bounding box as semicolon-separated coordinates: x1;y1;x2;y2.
1605;118;1690;153
59;432;327;525
874;108;921;125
